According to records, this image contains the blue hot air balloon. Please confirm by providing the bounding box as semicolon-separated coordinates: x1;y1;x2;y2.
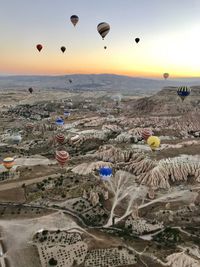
55;118;64;126
99;166;112;181
64;110;71;117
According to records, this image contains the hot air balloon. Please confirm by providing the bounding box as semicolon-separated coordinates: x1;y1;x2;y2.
97;22;110;40
36;44;43;52
64;110;70;118
141;129;153;141
61;46;66;53
135;38;140;43
55;133;65;144
177;86;191;101
28;87;33;94
163;73;169;80
104;46;107;50
55;118;64;127
55;150;69;168
3;157;15;170
11;133;22;145
70;15;79;27
99;166;112;181
147;136;160;151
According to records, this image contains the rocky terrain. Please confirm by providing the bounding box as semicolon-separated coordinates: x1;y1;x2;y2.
0;85;199;267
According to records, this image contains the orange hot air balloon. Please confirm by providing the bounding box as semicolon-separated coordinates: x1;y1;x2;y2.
36;44;43;52
55;133;65;144
3;157;15;170
55;150;69;168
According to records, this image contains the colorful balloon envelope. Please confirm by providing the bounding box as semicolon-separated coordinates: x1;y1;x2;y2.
97;22;110;40
99;166;112;181
177;86;191;101
55;133;65;144
147;136;161;151
3;157;15;170
55;118;64;126
70;15;79;26
36;44;43;52
135;38;140;43
55;150;69;168
61;46;66;53
163;73;169;79
141;129;153;141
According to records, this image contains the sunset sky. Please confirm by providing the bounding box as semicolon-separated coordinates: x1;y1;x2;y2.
1;0;200;77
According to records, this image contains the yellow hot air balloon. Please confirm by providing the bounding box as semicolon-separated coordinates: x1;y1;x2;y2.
3;157;15;170
147;136;160;151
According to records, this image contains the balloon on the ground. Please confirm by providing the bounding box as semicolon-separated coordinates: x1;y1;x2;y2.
55;150;69;168
147;136;161;151
163;73;169;79
141;129;153;141
99;166;112;181
97;22;110;39
70;15;79;26
135;38;140;43
61;46;66;53
36;44;43;52
177;86;191;101
3;157;15;170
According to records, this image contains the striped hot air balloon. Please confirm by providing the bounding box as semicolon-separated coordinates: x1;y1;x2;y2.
3;157;15;170
141;129;153;141
55;133;65;144
177;86;191;101
55;150;69;168
97;22;110;40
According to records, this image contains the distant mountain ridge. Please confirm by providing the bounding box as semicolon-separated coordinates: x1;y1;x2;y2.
0;74;200;95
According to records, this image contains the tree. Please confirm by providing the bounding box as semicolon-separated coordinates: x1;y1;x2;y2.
49;258;57;266
103;170;147;227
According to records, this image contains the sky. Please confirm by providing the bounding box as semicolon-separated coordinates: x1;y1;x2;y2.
0;0;200;77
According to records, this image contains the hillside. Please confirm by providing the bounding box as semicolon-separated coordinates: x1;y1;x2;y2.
1;74;200;95
127;86;200;115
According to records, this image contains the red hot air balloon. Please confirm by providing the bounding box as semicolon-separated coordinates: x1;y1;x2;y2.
55;150;69;168
141;129;153;141
163;73;169;79
55;133;65;144
61;46;66;53
36;44;43;52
